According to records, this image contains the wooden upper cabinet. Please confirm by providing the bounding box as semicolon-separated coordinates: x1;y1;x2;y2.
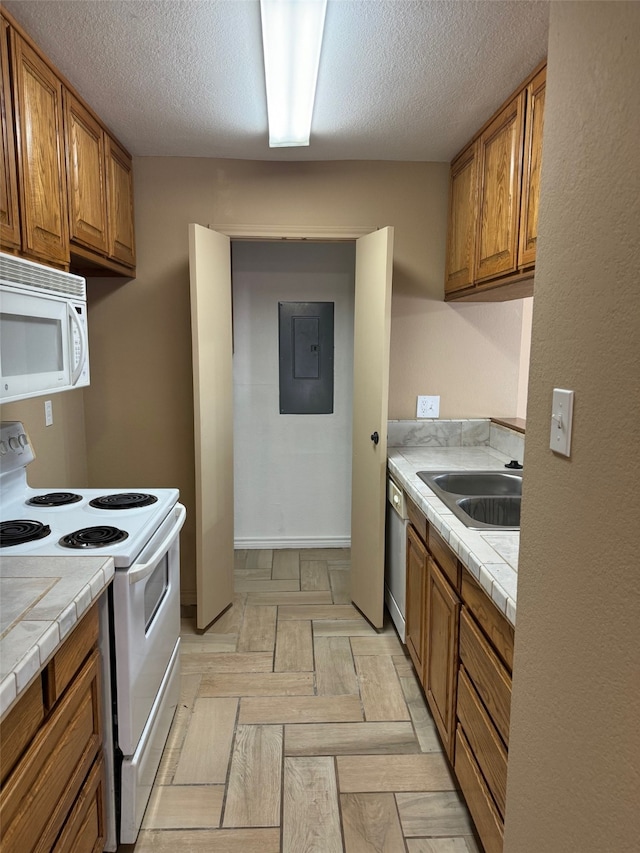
475;91;525;283
0;18;20;251
518;66;546;268
10;31;69;265
106;136;135;267
445;141;478;294
64;90;108;254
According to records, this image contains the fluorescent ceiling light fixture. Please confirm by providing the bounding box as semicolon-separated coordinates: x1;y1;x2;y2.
260;0;327;147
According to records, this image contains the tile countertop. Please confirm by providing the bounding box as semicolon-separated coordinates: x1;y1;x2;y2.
0;556;114;719
388;445;520;628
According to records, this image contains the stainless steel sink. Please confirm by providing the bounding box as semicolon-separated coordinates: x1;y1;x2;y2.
416;470;522;529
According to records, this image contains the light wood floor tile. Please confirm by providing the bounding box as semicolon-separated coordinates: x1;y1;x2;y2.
337;754;456;792
341;792;406;853
234;567;272;580
351;635;404;656
142;784;224;829
127;828;281;853
279;603;359;620
237;604;277;652
272;549;300;580
327;559;351;570
239;694;363;724
283;756;342;853
204;593;247;634
393;654;415;678
285;722;420;755
200;671;314;697
329;567;351;603
234;549;248;570
234;578;300;593
245;549;273;569
274;619;314;672
400;674;442;753
174;698;238;784
300;559;330;591
315;636;359;695
246;590;333;606
407;839;480;853
355;655;411;722
181;651;273;674
223;725;282;827
313;618;378;637
180;635;238;653
303;548;351;560
396;791;474;837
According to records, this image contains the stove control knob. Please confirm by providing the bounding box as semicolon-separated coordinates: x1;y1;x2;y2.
18;433;28;448
0;440;7;455
8;436;20;450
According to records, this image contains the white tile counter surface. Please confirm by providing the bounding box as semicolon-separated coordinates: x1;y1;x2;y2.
0;556;114;719
388;445;520;628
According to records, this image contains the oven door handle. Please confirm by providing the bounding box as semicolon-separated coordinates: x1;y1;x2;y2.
128;503;186;585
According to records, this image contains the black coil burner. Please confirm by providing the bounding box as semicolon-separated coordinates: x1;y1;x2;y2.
89;493;158;510
59;526;129;549
27;492;83;507
0;520;51;548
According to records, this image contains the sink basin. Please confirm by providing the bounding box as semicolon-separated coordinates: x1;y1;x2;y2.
421;471;522;497
416;469;523;529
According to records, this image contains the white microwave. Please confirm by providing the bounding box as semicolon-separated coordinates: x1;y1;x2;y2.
0;252;90;404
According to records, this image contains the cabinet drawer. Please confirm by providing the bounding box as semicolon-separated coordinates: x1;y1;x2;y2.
0;677;44;787
53;753;105;853
428;525;460;589
406;495;427;544
0;651;102;853
457;666;508;817
459;608;511;746
461;573;515;672
44;604;99;708
455;725;504;853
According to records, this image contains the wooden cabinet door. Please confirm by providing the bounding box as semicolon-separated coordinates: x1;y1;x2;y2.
0;18;20;251
518;66;546;268
10;31;69;265
424;556;460;760
445;141;478;294
64;90;108;254
405;524;427;675
106;136;135;266
475;92;525;282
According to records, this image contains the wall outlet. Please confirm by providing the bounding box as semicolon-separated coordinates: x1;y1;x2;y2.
417;395;440;418
44;399;53;427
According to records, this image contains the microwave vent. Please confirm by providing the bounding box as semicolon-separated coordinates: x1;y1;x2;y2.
0;253;86;300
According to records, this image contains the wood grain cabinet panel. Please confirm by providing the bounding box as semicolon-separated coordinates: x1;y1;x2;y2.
64;90;108;254
518;65;546;268
0;17;20;250
10;30;69;265
424;557;460;761
52;752;106;853
44;602;99;709
0;678;44;787
454;726;504;853
445;141;478;294
106;136;135;267
460;573;515;673
475;91;525;282
405;523;427;675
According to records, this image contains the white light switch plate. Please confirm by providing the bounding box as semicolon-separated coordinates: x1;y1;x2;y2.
44;399;53;427
550;388;574;456
417;395;440;418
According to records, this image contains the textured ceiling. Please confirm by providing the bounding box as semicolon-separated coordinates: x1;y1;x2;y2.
3;0;549;162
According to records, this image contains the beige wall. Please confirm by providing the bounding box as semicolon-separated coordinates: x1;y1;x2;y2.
82;158;531;601
504;3;640;850
0;391;88;487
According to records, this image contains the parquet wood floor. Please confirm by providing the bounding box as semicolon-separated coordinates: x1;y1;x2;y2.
120;549;479;853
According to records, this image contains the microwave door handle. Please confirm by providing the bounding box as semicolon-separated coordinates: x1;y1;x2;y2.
128;503;187;585
68;303;87;385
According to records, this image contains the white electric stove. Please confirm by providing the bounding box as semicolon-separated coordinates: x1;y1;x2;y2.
0;421;186;848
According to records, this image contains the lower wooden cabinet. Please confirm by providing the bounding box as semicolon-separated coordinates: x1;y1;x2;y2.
404;493;514;853
0;604;106;853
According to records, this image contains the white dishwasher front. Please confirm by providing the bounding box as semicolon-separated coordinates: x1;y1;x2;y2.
385;477;409;641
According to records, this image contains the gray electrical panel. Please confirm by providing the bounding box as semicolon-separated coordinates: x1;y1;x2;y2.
278;301;334;414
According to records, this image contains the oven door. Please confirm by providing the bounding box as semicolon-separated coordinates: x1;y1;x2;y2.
112;502;186;756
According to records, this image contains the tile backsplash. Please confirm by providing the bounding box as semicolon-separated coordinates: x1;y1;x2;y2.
387;418;524;464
